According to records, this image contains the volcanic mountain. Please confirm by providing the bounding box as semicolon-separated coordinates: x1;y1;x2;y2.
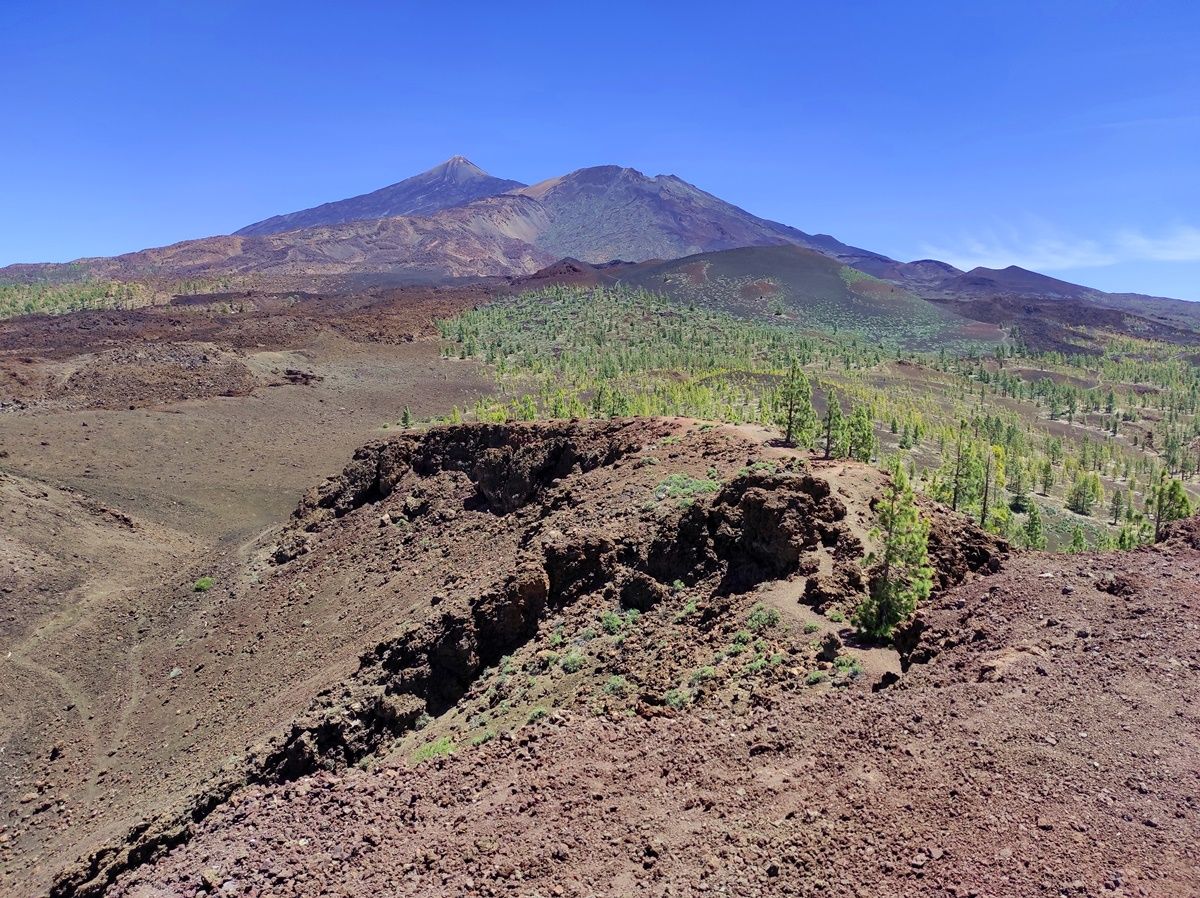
0;161;891;285
3;158;1198;344
234;156;526;237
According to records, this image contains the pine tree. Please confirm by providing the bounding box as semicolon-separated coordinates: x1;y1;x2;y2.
401;406;413;427
848;405;876;462
979;445;1005;530
1110;489;1124;525
854;461;933;639
1009;461;1031;512
1022;504;1046;549
779;363;816;448
822;389;849;459
1152;473;1192;539
1066;471;1102;516
1067;525;1088;554
1039;457;1054;495
951;419;968;511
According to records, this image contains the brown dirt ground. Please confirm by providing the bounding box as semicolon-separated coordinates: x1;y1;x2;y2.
0;288;497;896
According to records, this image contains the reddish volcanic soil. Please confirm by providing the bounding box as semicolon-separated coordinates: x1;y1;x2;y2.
108;524;1200;898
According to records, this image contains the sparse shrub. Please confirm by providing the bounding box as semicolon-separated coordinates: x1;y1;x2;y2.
827;609;846;623
744;656;768;674
674;599;698;622
746;603;781;632
193;576;215;592
470;730;494;746
803;622;819;634
604;675;629;696
410;736;453;764
689;666;717;685
414;711;433;730
664;688;692;710
560;650;585;673
600;611;623;635
654;472;721;502
805;670;827;686
732;629;753;645
833;655;863;677
527;707;548;724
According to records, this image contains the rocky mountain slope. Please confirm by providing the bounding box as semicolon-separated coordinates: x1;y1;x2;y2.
4;416;1192;898
111;524;1200;897
7;415;1197;898
5;418;1006;897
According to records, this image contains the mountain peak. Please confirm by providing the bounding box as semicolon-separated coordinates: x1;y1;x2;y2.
235;157;525;236
429;155;488;179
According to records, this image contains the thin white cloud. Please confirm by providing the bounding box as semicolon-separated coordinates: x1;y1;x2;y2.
921;223;1200;272
1114;225;1200;262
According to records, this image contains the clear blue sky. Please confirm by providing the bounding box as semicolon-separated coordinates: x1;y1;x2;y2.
3;1;1199;299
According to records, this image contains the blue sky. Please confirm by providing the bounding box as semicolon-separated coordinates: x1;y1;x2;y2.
3;1;1199;299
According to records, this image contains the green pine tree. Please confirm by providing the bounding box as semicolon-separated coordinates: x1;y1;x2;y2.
1067;525;1088;554
855;461;933;639
1152;473;1192;539
822;389;849;459
848;405;876;462
1039;458;1054;495
1022;503;1046;549
779;363;817;448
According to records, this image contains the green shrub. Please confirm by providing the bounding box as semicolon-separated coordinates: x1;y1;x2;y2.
743;656;768;674
689;666;717;685
470;730;494;747
664;688;692;710
654;473;721;502
600;611;624;635
827;609;846;623
674;599;698;622
805;671;827;686
527;707;549;723
604;675;629;696
803;622;819;634
560;650;585;673
193;576;215;592
410;736;454;764
747;603;781;632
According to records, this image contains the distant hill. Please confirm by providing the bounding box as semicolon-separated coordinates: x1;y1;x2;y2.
234;156;525;237
512;245;1003;349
